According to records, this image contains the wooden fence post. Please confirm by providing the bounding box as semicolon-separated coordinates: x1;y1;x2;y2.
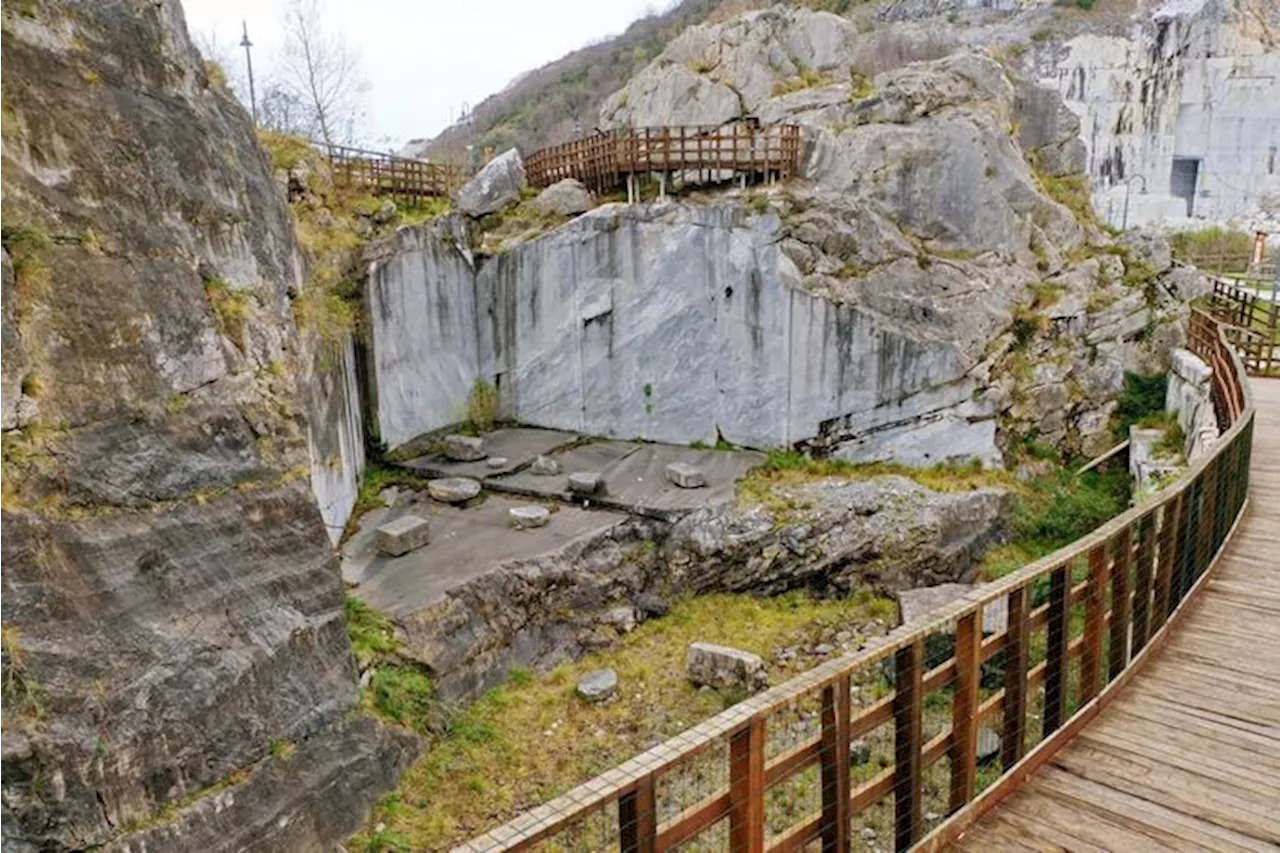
820;673;851;852
1108;528;1132;681
1001;587;1029;770
1079;545;1108;704
1131;512;1156;653
619;775;656;853
949;611;981;812
729;717;764;853
894;640;923;851
1043;565;1070;734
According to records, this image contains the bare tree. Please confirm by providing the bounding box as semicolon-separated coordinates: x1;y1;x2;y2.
277;0;367;146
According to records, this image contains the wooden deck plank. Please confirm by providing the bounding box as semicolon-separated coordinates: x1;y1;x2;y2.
943;378;1280;852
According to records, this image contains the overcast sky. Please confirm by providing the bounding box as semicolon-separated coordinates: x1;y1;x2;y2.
181;0;660;149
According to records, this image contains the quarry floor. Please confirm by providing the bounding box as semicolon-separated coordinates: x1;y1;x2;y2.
341;427;763;616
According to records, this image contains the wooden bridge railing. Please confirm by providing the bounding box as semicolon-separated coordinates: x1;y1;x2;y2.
1206;276;1279;377
321;142;463;205
455;308;1254;853
524;123;804;194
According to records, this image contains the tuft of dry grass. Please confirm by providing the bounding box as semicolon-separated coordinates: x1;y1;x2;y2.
203;277;253;348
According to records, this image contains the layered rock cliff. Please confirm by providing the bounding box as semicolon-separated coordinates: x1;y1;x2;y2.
363;13;1203;466
0;2;410;850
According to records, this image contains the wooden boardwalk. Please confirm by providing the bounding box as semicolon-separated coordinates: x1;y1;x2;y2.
948;377;1280;852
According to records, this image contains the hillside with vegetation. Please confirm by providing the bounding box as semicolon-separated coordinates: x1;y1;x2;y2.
406;0;758;159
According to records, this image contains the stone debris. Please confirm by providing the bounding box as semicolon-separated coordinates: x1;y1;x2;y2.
576;669;618;703
977;726;1001;764
634;592;670;618
426;477;482;504
599;605;638;633
664;461;706;488
686;641;768;693
568;471;603;495
375;514;430;557
443;434;486;461
508;505;551;529
485;456;510;469
532;177;593;216
530;454;561;475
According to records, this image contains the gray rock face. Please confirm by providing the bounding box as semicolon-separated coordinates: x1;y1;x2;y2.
427;477;482;503
444;434;486;461
509;505;551;529
377;514;431;556
1130;426;1181;494
665;462;707;489
686;642;768;693
0;4;411;849
533;178;593;216
634;592;670;619
457;148;526;217
576;669;618;703
667;476;1007;596
568;471;603;495
600;605;639;633
1166;347;1218;460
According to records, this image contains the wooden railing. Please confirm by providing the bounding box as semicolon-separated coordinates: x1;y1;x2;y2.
1206;276;1279;377
455;309;1254;853
321;143;463;204
524;123;804;194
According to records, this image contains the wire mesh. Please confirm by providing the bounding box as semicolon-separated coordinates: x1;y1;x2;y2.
455;311;1254;853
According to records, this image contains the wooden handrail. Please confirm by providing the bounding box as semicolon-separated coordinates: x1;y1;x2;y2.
1206;276;1279;378
454;307;1255;853
523;123;803;194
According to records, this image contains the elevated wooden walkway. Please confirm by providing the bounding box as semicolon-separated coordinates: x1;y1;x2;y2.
946;378;1280;851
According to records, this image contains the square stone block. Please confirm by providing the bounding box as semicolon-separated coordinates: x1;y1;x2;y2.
376;514;430;557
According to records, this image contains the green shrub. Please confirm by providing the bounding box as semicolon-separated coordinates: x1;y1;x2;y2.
1112;371;1167;439
465;379;498;432
367;665;435;732
1168;226;1254;273
1012;469;1130;547
345;595;399;668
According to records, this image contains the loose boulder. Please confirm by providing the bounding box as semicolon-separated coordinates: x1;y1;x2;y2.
530;454;561;476
665;462;706;489
376;514;430;557
687;642;768;693
634;592;670;618
576;669;618;703
509;505;551;529
600;605;639;633
568;471;603;495
457;148;526;217
443;434;486;461
533;178;593;216
427;477;482;503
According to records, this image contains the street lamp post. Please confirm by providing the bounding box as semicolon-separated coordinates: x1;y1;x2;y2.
1121;173;1148;231
240;21;257;126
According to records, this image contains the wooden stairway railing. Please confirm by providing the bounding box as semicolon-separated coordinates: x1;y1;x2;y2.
454;308;1254;853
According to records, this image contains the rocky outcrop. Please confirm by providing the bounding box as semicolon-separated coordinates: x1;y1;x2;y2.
666;476;1007;595
533;177;594;215
388;472;1004;700
0;2;410;850
457;148;526;217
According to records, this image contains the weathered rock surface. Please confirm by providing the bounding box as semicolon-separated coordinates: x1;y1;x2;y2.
666;476;1008;595
686;642;768;693
533;178;593;216
457;148;526;217
1130;426;1181;494
1166;347;1218;460
377;514;431;556
0;3;411;849
530;454;561;475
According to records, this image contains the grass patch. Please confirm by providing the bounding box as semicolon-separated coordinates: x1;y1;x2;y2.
1036;171;1094;224
1;224;52;324
270;739;296;761
342;463;434;542
1168;226;1254;273
465;380;498;433
1111;371;1167;440
346;595;399;668
203;276;252;348
257;129;313;172
849;68;874;100
349;590;896;851
365;666;435;734
771;66;832;96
